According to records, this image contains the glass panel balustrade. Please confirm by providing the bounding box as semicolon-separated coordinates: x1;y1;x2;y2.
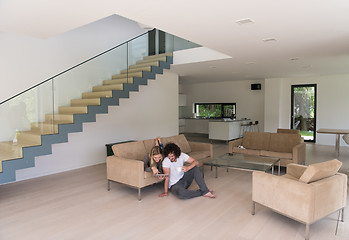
128;33;148;66
0;81;54;153
53;43;129;115
0;29;200;165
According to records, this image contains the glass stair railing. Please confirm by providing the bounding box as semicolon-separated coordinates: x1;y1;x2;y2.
0;29;200;183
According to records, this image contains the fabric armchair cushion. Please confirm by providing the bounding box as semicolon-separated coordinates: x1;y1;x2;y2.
286;163;308;179
268;133;301;153
143;139;156;154
242;132;271;150
260;150;292;159
112;141;146;160
299;159;342;184
233;147;261;156
277;128;301;134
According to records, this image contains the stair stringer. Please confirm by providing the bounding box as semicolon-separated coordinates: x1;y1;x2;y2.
0;55;173;184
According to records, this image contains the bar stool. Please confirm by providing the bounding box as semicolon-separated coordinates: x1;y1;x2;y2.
251;121;259;132
240;121;252;137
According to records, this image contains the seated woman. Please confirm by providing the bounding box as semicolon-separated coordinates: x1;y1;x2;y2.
143;137;165;176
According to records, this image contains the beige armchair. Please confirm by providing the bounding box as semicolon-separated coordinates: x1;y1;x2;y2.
252;159;347;240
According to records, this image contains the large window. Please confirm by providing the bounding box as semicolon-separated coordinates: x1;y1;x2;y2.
194;103;236;119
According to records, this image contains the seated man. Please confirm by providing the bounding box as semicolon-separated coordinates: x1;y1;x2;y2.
159;143;216;199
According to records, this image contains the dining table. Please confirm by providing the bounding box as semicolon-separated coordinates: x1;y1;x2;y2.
317;128;349;158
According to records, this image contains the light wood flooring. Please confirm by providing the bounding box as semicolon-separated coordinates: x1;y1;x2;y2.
0;135;348;240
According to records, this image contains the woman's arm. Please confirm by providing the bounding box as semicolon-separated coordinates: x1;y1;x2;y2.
158;167;170;197
143;154;150;170
151;166;160;175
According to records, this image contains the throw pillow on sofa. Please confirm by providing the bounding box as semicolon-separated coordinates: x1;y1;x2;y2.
299;159;342;184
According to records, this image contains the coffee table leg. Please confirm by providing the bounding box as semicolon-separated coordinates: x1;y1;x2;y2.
278;160;280;176
271;165;274;175
215;165;218;178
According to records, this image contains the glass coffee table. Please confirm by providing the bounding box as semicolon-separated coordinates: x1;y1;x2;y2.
204;153;280;178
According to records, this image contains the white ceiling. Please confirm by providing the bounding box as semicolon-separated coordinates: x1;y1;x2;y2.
1;0;349;83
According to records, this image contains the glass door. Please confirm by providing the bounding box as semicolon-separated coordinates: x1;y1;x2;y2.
291;84;317;142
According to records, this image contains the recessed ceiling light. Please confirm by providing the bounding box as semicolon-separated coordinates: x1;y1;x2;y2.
236;18;254;25
262;38;277;43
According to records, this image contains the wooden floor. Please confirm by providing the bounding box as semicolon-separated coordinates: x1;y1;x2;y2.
0;135;349;240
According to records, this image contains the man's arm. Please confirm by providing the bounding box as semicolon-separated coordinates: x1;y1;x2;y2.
159;167;170;197
182;156;198;172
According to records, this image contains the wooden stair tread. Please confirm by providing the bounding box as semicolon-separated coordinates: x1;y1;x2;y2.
0;151;23;162
112;71;143;79
59;106;88;114
0;140;41;148
92;84;123;92
129;61;159;69
120;66;151;74
142;52;172;60
46;120;73;124
45;114;74;122
103;78;133;85
82;91;113;99
31;123;59;134
70;98;101;106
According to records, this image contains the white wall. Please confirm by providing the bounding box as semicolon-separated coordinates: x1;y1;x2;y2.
16;71;179;181
265;74;349;146
180;80;265;134
264;78;282;132
0;14;146;103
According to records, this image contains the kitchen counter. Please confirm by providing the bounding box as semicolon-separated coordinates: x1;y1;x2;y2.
209;118;249;122
208;119;251;141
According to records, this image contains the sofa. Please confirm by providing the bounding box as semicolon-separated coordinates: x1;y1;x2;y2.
106;134;213;200
252;159;347;240
277;128;300;134
228;131;306;166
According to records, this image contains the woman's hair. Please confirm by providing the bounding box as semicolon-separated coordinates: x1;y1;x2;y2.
149;145;163;167
164;143;181;159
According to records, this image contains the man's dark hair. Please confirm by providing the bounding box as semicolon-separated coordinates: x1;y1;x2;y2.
164;142;181;158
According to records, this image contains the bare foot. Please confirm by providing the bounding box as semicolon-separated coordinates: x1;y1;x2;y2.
203;191;216;198
209;189;214;194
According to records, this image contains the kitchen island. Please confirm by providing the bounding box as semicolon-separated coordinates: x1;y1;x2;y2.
209;119;251;141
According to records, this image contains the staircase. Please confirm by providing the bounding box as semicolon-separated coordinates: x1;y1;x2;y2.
0;52;173;184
